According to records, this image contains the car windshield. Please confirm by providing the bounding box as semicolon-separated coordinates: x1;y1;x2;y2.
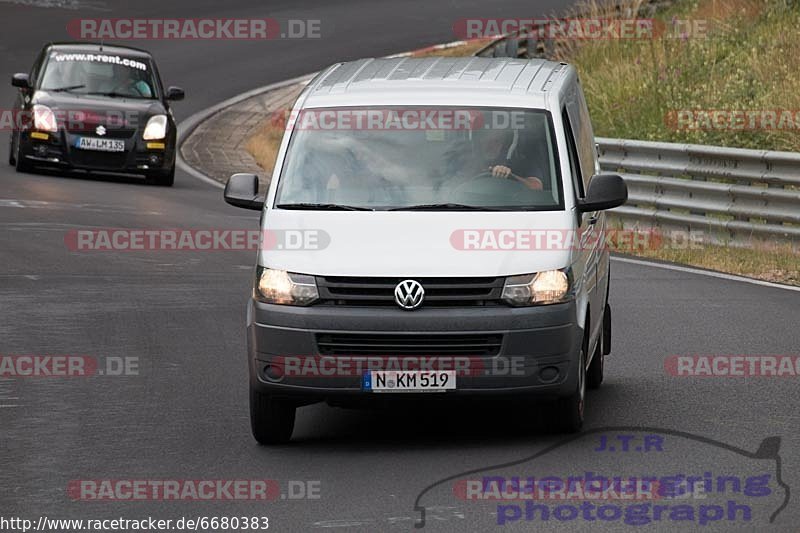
274;106;562;211
40;51;158;99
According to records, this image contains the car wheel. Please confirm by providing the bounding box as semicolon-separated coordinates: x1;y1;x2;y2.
8;132;16;166
250;387;296;445
587;324;604;389
147;166;174;187
554;344;586;433
15;138;33;173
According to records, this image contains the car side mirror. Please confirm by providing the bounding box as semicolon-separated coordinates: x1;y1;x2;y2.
166;86;184;101
577;173;627;212
224;173;265;210
11;73;30;89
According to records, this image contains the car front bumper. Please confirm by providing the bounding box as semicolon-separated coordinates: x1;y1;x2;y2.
18;129;174;175
247;299;584;403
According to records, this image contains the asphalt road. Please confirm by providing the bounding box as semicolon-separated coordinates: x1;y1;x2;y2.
1;1;799;532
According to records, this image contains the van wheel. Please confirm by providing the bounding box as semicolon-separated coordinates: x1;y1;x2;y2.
554;346;585;433
250;388;296;445
587;326;604;389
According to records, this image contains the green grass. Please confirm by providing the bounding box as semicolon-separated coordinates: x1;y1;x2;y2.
564;0;800;151
614;241;800;286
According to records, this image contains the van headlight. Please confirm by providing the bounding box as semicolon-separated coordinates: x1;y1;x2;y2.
255;266;319;306
143;114;168;140
502;269;571;306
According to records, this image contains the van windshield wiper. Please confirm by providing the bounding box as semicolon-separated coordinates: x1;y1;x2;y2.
275;203;374;211
389;203;503;211
45;84;86;92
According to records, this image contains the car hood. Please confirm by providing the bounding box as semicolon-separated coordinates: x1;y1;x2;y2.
32;90;166;129
258;210;577;277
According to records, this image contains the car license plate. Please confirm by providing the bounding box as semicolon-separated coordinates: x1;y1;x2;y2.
363;370;456;393
75;137;125;152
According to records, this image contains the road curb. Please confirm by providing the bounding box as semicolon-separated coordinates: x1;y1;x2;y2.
176;73;314;189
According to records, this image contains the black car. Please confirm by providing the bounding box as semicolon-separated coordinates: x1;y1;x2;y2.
9;42;183;186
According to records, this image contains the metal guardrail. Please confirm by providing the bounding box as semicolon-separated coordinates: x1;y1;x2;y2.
598;138;800;245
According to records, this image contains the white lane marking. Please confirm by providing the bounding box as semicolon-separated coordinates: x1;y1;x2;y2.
0;199;161;215
0;405;20;408
612;256;800;293
0;0;109;10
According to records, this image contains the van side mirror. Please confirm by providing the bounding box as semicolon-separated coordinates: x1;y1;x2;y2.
166;86;184;101
577;173;627;212
11;73;30;89
224;173;265;210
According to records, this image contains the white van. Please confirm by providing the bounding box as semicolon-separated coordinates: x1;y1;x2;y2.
224;57;627;443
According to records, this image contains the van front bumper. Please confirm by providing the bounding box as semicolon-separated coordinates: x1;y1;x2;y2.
247;299;583;402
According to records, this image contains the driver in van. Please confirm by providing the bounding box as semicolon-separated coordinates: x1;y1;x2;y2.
448;126;544;190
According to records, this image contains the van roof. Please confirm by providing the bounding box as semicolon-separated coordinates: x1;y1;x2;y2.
301;57;572;109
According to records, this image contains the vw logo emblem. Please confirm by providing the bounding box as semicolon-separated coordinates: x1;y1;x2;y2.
394;279;424;310
95;125;107;136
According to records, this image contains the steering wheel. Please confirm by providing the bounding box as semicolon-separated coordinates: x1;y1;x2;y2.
445;170;534;202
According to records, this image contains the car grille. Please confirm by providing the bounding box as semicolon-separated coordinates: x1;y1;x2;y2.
69;150;128;170
316;332;504;356
316;276;505;307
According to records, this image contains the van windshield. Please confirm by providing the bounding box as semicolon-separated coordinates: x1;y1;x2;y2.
274;107;562;211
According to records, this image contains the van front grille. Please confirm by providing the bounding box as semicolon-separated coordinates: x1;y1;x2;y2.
316;332;504;356
316;276;505;307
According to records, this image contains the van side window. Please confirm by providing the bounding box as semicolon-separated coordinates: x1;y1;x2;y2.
562;108;584;198
569;85;598;193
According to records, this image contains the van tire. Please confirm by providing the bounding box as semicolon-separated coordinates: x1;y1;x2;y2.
587;325;604;389
250;388;296;445
602;302;612;355
554;346;585;433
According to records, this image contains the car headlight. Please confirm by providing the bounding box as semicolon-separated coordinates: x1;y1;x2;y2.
502;269;571;306
255;266;319;306
32;104;57;132
143;114;168;140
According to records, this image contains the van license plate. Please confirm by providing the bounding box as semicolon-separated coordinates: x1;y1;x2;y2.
363;370;456;392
